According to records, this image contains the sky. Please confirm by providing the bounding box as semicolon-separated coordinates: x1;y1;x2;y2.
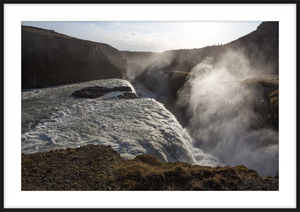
22;21;262;53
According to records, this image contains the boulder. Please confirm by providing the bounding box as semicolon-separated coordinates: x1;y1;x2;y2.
72;86;132;98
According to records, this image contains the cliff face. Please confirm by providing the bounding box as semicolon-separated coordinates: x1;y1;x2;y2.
22;26;127;89
228;21;278;74
134;21;279;127
119;51;161;78
136;21;278;96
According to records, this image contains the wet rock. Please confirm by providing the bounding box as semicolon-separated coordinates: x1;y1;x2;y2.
72;86;132;98
116;92;138;99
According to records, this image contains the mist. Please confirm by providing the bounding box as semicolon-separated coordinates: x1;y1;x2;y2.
176;50;279;176
123;51;175;78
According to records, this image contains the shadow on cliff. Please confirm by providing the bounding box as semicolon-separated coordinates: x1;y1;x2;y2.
22;26;128;89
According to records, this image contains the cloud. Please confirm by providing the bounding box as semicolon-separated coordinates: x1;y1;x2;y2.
117;31;179;48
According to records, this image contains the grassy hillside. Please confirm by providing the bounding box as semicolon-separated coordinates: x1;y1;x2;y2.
22;26;127;89
22;144;278;191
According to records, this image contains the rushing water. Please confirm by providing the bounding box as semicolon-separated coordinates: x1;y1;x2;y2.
22;79;220;166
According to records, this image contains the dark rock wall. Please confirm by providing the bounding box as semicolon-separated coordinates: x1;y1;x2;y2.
22;26;127;89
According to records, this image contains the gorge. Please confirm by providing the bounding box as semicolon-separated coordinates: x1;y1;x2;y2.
21;22;279;190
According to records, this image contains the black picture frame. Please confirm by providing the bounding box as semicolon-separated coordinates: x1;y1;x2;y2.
1;0;298;211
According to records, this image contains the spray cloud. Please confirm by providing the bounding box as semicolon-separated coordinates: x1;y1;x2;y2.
177;50;279;176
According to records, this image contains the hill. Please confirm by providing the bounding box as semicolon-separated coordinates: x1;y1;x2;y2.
22;26;127;89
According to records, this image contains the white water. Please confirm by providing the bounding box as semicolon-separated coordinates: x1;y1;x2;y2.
22;79;220;166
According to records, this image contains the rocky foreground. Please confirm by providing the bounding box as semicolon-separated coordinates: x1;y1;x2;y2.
22;144;278;191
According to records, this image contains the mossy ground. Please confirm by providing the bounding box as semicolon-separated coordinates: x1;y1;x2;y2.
22;144;278;191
